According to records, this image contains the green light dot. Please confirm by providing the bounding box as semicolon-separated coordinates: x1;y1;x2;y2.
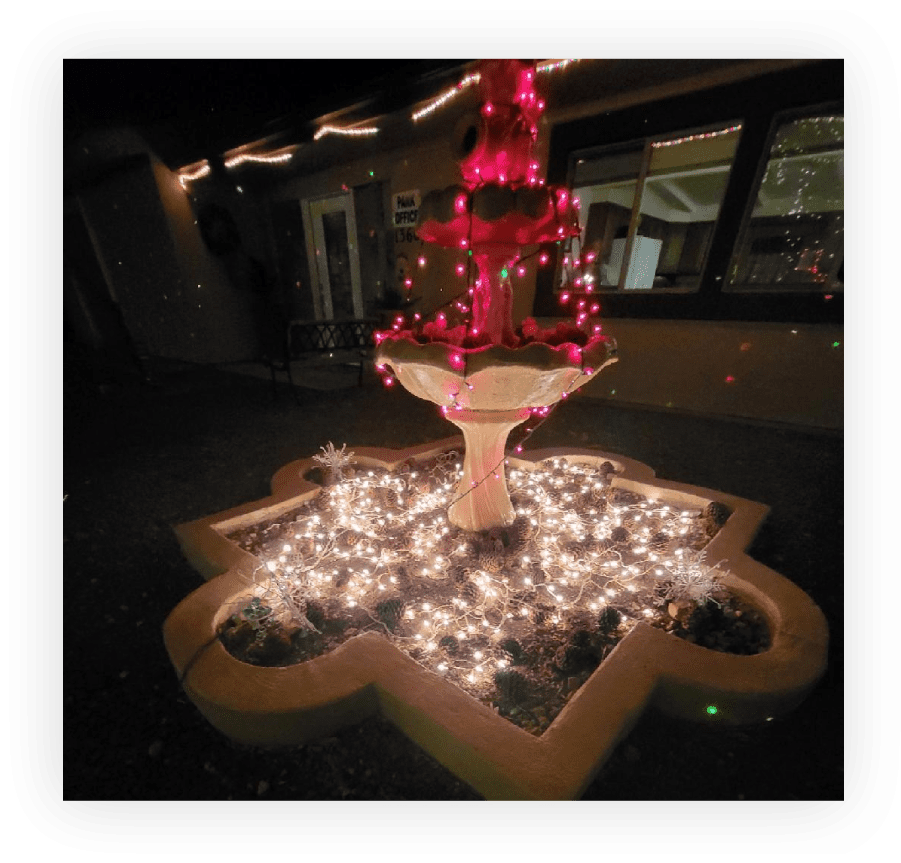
369;171;374;177
501;268;509;278
706;705;718;715
832;341;840;348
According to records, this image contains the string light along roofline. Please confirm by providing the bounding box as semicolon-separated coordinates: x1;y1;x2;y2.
176;60;580;179
177;160;211;189
411;60;578;122
337;59;578;128
224;149;295;169
411;71;482;122
313;123;380;141
651;124;742;148
178;150;295;187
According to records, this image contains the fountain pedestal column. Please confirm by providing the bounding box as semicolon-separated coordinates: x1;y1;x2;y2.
444;406;531;531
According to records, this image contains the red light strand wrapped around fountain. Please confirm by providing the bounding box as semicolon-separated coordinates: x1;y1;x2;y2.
375;59;617;531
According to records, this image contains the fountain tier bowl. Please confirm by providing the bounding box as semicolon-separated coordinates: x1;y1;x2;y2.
374;336;617;530
374;336;616;412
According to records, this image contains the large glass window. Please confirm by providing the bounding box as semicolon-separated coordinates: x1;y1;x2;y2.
565;122;741;293
726;111;843;291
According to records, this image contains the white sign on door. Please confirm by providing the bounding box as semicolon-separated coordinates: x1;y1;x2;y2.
392;190;420;227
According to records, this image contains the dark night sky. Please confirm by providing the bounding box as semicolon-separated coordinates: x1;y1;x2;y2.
64;59;470;167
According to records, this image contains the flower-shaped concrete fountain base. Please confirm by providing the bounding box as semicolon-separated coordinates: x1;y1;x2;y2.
164;437;828;800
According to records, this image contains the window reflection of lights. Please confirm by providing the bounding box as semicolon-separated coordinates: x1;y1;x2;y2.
726;111;843;291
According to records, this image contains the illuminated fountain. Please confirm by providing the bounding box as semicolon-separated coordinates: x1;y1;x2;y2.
374;59;616;531
163;60;828;800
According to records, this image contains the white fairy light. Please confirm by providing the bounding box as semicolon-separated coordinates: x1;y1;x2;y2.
231;451;728;720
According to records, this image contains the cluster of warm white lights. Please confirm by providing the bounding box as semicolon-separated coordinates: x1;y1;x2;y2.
231;452;722;704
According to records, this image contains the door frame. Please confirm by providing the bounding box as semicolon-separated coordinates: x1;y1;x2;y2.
301;192;364;320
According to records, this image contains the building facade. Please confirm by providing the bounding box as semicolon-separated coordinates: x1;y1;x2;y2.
65;59;843;428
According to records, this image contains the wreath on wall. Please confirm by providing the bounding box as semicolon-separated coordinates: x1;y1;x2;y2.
197;202;242;257
195;201;273;299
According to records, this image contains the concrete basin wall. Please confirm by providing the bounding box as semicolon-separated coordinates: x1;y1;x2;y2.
164;437;828;799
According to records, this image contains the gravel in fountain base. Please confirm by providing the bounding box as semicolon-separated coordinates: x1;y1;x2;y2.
214;451;771;738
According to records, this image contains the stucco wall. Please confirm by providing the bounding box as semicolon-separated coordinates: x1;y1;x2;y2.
73;135;266;365
154;161;264;362
572;317;843;429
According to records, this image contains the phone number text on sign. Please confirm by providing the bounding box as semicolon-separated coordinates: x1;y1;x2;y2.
394;227;418;243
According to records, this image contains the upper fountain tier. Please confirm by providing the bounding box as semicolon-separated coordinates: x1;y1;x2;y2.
417;183;581;249
458;59;543;189
417;59;581;250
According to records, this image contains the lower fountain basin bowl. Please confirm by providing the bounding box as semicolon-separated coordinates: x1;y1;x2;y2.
374;336;617;412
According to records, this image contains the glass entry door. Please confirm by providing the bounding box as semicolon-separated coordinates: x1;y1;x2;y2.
303;193;364;320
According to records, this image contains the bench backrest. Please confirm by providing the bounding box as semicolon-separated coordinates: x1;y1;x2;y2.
287;319;377;357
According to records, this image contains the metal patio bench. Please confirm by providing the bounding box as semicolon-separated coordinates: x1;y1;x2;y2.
264;318;378;400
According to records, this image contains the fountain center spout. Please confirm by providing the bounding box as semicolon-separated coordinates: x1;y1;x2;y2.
470;245;521;346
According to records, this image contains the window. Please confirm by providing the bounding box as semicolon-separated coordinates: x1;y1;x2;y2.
564;122;742;294
536;60;843;323
726;110;843;292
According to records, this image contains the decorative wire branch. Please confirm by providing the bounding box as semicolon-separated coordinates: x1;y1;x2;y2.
312;442;357;484
663;549;726;605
